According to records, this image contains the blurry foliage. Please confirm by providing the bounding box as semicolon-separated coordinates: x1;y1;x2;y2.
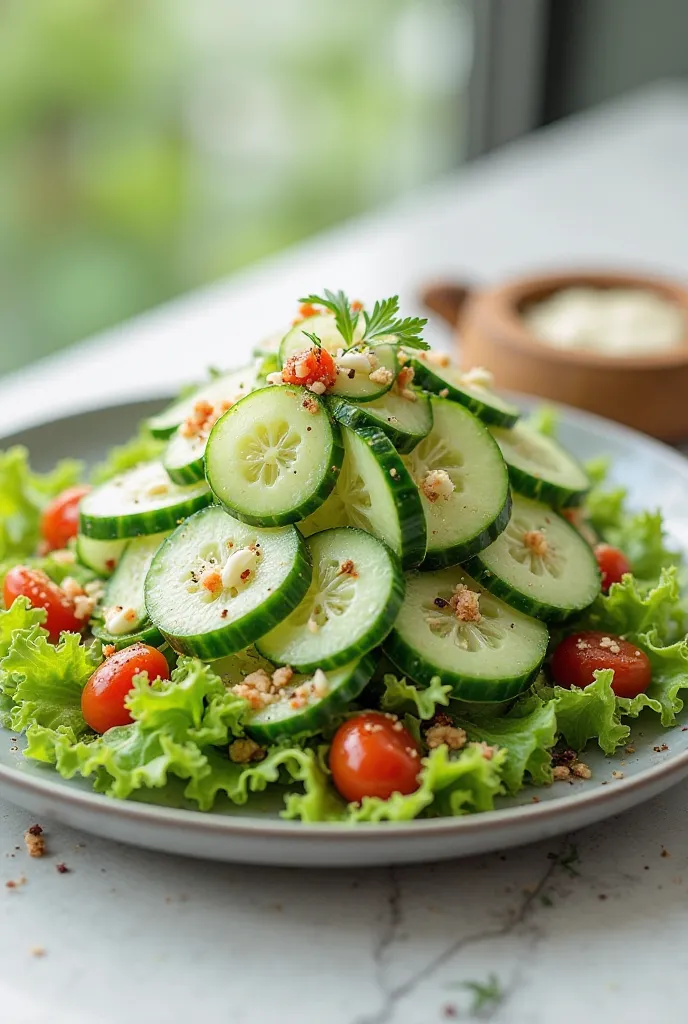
0;0;470;375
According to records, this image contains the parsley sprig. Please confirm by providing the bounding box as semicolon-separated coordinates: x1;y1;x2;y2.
299;289;429;350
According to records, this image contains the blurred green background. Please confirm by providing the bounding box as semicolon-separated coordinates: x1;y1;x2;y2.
0;0;472;377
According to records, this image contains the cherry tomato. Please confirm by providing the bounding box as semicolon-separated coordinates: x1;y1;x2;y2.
595;543;632;591
329;712;421;803
81;643;170;734
40;485;91;552
3;566;83;642
281;346;337;389
551;630;651;699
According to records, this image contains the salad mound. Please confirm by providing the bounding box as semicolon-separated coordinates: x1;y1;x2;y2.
0;290;686;823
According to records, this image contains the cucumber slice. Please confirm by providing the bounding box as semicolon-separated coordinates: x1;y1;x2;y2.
409;354;520;427
327;390;433;454
403;397;511;569
256;527;404;672
144;505;312;660
244;654;375;744
298;423;426;570
91;532;169;649
75;535;128;577
211;645;277;687
146;366;257;440
490;421;590;508
279;313;363;365
464;494;601;621
205;385;343;527
162;429;207;486
329;343;398;403
384;566;549;703
80;462;212;541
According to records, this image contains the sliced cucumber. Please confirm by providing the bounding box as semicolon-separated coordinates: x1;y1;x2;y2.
145;366;257;440
75;535;128;577
79;462;212;541
490;421;590;508
327;389;432;454
211;645;277;687
162;429;207;486
403;397;511;569
329;343;398;403
91;532;169;649
279;313;363;365
244;654;375;744
256;527;404;672
384;566;549;703
464;495;601;621
144;505;312;660
205;385;343;527
409;354;520;427
298;423;426;570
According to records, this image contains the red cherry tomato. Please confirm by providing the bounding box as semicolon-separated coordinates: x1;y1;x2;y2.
3;566;84;642
551;630;651;699
595;543;632;591
40;485;91;552
329;712;422;803
281;346;337;389
81;643;170;734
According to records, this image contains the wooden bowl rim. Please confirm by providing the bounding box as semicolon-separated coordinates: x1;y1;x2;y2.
470;270;688;370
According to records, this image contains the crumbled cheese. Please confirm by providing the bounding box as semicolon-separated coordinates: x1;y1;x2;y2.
302;397;320;414
266;370;285;386
369;366;394;386
422;350;451;368
271;665;293;690
523;529;549;557
419;469;455;503
60;576;84;600
307;380;327;395
576;639;590;651
221;546;259;590
571;761;592;779
180;398;231;439
449;584;482;623
50;549;76;565
61;577;99;621
229;738;265;764
311;668;329;698
395;365;416;401
599;636;621;655
336;351;372;373
103;605;139;635
461;366;494;389
425;724;467;751
553;765;571;781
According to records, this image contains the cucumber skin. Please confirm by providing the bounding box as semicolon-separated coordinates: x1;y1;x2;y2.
145;519;314;661
326;393;432;455
79;491;213;541
162;445;206;487
464;542;601;623
383;628;547;704
244;653;376;744
328;344;398;404
504;462;589;510
353;425;427;571
206;390;345;528
75;535;127;577
422;489;512;571
92;620;164;651
256;530;406;673
409;358;520;428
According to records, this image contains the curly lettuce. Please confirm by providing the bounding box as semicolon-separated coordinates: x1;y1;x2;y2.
379;673;451;720
0;446;82;562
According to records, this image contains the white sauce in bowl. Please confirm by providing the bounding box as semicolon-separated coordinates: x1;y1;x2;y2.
523;287;686;355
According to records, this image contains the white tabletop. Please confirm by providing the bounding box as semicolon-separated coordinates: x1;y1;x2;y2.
2;83;688;1024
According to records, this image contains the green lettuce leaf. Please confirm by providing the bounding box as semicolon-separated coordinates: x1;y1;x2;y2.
0;597;46;659
528;406;559;437
0;446;82;562
582;567;683;644
535;669;628;754
616;631;688;727
2;630;100;736
379;673;452;720
90;428;165;485
458;694;557;793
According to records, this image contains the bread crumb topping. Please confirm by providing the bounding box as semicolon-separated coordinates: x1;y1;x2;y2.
231;664;329;711
369;366;394;386
419;469;455;503
461;366;494;389
449;584;482;623
599;636;621;655
229;737;265;763
180;398;232;439
394;366;416;401
103;605;139;635
425;723;467;751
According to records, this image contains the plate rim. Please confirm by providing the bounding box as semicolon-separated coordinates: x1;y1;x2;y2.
2;391;688;844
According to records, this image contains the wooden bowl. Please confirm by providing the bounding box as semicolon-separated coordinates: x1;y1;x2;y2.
422;271;688;440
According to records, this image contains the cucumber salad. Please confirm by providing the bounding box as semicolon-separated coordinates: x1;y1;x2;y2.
0;290;686;823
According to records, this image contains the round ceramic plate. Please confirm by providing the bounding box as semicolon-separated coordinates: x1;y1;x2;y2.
1;397;687;867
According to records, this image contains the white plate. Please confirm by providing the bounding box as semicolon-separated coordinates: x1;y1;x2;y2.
1;396;687;867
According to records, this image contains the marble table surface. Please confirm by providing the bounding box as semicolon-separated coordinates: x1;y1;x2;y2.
1;83;688;1023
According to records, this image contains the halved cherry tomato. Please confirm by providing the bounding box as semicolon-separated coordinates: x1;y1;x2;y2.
3;566;83;642
551;630;651;699
329;711;421;803
594;543;631;591
40;485;91;552
81;642;170;734
281;346;337;389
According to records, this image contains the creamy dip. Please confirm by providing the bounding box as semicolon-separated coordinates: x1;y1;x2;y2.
523;287;686;355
